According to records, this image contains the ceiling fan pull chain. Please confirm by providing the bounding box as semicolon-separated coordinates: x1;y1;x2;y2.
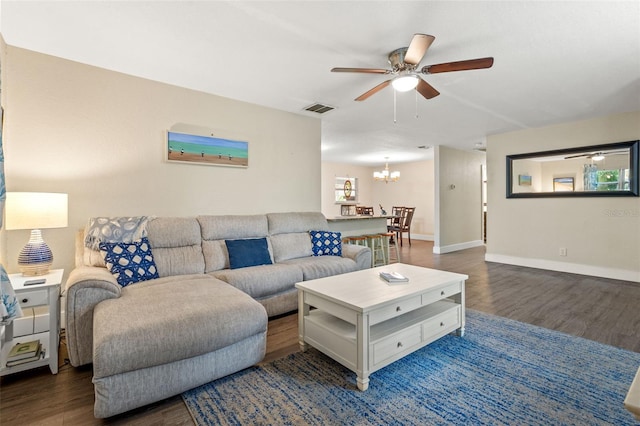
415;89;419;119
393;88;397;124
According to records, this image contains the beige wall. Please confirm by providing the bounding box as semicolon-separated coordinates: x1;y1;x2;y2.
486;111;640;282
321;160;434;239
1;46;321;276
434;146;486;253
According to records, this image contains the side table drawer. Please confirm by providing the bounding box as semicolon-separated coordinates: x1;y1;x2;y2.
422;306;461;341
372;324;422;366
422;282;461;306
17;289;48;308
369;295;422;325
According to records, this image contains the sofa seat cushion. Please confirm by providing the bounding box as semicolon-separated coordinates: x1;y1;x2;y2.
280;256;359;281
210;263;303;299
92;276;267;379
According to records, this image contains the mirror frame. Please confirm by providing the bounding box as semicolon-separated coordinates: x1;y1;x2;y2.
506;140;639;198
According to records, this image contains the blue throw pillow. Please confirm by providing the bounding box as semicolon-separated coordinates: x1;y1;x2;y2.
309;230;342;256
225;238;273;269
100;237;159;287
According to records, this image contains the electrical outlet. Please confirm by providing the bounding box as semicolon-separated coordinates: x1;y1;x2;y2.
559;247;567;256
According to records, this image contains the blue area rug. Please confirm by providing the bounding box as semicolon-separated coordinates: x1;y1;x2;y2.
182;310;640;425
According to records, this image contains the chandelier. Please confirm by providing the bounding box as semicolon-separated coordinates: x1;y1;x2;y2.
373;160;400;183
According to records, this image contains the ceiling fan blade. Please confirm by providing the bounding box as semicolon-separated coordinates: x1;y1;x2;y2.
355;80;392;101
331;67;390;74
564;154;589;159
416;78;440;99
404;34;435;65
565;149;628;160
422;57;494;74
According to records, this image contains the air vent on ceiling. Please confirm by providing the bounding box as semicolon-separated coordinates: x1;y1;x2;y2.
304;103;335;114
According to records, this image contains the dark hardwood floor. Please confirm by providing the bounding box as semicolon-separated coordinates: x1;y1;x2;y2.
1;241;638;425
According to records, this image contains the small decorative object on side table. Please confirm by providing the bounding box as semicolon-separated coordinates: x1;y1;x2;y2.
0;269;63;375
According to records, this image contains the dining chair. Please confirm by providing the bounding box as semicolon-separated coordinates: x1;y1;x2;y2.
398;207;415;246
387;206;405;244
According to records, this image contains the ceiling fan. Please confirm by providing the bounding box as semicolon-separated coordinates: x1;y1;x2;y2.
331;33;494;101
564;149;629;160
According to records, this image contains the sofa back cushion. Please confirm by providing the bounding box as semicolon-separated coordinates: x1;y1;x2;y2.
267;212;329;262
198;215;270;272
146;217;205;276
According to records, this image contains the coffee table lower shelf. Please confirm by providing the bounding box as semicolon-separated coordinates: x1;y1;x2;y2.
301;300;462;390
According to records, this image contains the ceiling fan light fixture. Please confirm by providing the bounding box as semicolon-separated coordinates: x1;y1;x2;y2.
392;75;419;92
592;153;605;161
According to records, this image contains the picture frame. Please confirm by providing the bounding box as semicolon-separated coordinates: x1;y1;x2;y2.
167;131;248;167
518;174;532;186
553;177;574;192
334;177;358;203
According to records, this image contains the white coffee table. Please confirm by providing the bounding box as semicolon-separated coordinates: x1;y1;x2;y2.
296;263;468;391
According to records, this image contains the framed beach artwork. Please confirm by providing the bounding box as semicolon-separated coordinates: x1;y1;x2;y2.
518;174;532;186
167;131;248;167
553;177;574;192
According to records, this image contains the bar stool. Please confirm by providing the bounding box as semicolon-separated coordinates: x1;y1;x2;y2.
344;235;368;247
365;234;386;267
380;232;400;264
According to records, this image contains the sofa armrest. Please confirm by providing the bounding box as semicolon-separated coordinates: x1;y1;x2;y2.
65;267;121;367
341;244;372;270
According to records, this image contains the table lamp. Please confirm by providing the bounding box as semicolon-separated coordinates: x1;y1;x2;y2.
5;192;68;276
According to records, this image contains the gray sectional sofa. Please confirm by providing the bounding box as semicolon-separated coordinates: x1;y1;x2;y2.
65;212;371;418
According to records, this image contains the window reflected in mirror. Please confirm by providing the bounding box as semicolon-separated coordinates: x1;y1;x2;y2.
506;141;639;198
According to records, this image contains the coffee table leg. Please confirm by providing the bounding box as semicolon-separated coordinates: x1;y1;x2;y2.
298;290;309;352
455;326;465;337
357;376;369;391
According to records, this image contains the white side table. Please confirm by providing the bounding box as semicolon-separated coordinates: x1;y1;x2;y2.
1;269;63;375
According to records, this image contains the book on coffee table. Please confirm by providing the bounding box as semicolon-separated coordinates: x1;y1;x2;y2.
379;271;409;283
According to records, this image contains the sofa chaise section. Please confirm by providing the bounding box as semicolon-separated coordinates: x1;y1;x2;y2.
92;276;267;418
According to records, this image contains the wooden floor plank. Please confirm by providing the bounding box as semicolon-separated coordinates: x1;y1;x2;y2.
1;241;638;425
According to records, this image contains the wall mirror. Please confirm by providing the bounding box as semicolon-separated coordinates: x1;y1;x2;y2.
506;140;639;198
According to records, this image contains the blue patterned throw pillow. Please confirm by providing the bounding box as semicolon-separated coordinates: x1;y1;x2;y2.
309;230;342;256
100;237;159;287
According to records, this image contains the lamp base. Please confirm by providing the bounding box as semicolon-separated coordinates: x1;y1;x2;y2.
18;229;53;276
19;262;53;276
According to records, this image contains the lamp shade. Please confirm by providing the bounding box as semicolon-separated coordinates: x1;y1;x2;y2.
5;192;68;275
5;192;68;230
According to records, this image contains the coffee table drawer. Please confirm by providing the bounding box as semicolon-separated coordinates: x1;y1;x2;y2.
422;306;460;341
372;324;422;365
369;295;422;325
422;282;461;306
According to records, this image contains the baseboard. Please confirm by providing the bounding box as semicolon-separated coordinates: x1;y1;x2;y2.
485;253;640;283
408;233;434;242
433;240;484;254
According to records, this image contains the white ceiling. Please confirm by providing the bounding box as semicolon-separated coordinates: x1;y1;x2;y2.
1;1;639;166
